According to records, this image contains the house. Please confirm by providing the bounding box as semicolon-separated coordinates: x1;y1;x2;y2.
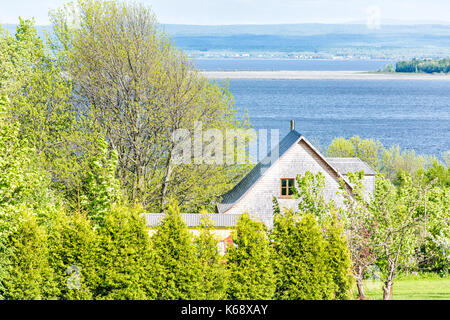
216;121;376;227
145;121;376;249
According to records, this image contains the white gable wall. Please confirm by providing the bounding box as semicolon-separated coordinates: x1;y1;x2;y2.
225;140;349;227
361;175;375;201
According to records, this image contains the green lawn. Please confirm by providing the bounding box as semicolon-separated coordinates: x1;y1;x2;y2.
359;275;450;300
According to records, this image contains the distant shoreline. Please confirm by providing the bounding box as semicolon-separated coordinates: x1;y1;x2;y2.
201;70;450;80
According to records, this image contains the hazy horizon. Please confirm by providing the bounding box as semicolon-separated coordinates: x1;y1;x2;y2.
2;0;450;26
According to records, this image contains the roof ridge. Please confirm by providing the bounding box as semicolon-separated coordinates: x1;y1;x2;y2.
218;130;303;212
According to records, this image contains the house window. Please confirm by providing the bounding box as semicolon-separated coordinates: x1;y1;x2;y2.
280;178;295;197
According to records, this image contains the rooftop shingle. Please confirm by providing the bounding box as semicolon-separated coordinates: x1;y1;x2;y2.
217;130;303;213
325;157;376;175
144;213;241;228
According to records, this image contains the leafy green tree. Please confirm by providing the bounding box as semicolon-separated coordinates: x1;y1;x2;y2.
412;170;449;273
46;210;99;300
327;136;382;171
0;94;58;299
0;19;90;199
94;204;156;299
324;213;354;300
288;171;354;299
396;58;450;74
338;171;377;300
291;171;331;225
381;145;432;181
272;210;334;300
0;19;40;95
7;19;74;154
327;137;355;158
0;95;54;210
50;0;250;212
424;160;449;187
79;139;122;224
194;212;228;299
226;213;276;300
0;207;56;300
370;173;430;300
151;202;202;299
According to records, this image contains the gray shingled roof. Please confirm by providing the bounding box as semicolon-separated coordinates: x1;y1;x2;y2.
144;213;241;228
216;131;376;214
217;130;303;213
325;158;376;175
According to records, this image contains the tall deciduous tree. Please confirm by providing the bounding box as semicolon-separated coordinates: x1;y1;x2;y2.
327;136;383;171
79;138;122;224
0;19;90;194
226;213;276;300
371;173;430;300
50;0;250;212
339;171;377;299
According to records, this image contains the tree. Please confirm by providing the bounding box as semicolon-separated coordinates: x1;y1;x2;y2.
46;209;99;300
338;172;377;299
291;171;331;225
370;173;431;300
324;212;354;300
327;137;355;158
424;160;449;188
0;19;89;201
381;145;431;181
194;212;228;299
94;204;156;299
151;202;202;299
272;210;334;300
0;94;58;299
0;207;56;299
50;0;250;212
0;94;55;210
277;171;353;300
327;136;383;171
226;213;276;300
412;170;449;273
396;58;450;74
0;19;39;96
79;138;122;224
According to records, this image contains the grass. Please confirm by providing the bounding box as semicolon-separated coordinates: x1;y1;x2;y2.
357;273;450;300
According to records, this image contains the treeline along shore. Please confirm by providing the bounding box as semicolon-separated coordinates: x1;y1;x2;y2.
201;70;450;80
395;58;450;74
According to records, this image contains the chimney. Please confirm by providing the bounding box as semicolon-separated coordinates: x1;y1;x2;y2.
290;120;295;131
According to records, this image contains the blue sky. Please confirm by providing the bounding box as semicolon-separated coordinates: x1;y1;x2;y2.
1;0;450;25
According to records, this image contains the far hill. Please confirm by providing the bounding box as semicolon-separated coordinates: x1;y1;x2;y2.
3;23;450;59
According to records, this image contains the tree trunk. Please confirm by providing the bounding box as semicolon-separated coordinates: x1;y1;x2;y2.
356;278;366;300
354;266;367;300
383;279;393;300
160;149;174;210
